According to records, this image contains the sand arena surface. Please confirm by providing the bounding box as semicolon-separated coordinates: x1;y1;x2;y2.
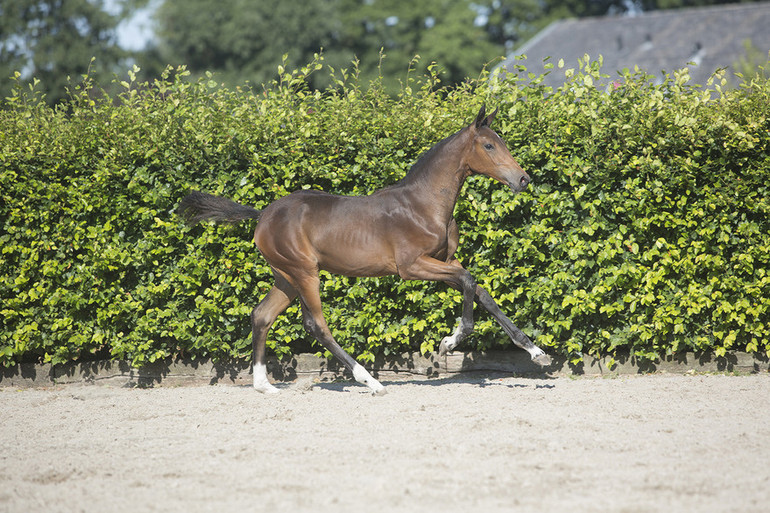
2;373;769;512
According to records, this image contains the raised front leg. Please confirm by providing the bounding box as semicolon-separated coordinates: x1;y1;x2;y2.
399;255;477;356
474;285;551;366
433;257;550;365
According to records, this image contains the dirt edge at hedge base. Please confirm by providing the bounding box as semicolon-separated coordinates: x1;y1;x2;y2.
3;349;768;389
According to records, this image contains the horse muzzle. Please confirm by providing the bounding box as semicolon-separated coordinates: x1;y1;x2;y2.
507;173;531;193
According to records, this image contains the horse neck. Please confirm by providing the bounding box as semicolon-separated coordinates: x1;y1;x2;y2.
399;128;471;219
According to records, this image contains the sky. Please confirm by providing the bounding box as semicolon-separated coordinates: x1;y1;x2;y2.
110;0;159;51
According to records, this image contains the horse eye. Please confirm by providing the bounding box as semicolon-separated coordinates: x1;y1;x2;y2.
484;143;494;150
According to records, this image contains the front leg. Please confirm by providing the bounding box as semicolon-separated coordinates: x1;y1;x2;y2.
437;259;550;365
399;255;477;355
474;285;551;366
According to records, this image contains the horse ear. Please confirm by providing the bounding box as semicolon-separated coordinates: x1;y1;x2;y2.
474;104;487;129
484;107;499;127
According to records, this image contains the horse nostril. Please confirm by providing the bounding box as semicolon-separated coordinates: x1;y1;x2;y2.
520;175;530;188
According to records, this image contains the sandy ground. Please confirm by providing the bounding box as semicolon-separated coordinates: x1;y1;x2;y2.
1;373;769;513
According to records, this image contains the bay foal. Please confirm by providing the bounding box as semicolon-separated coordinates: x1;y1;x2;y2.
178;106;550;395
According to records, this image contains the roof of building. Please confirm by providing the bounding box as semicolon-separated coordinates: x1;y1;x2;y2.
498;2;770;87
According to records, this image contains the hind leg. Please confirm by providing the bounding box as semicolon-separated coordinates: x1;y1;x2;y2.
292;272;386;395
251;272;297;393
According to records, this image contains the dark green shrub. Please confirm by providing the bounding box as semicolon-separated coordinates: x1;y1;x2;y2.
1;56;768;367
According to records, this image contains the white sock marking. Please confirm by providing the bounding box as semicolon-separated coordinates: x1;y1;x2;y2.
441;318;465;352
528;346;545;357
253;362;279;394
352;363;386;395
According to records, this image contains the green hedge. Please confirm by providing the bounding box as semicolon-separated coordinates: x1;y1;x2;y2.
2;56;769;368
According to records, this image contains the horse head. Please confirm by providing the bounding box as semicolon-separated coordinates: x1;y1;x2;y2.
465;105;531;193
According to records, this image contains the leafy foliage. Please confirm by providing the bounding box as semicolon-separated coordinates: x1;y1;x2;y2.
1;55;769;368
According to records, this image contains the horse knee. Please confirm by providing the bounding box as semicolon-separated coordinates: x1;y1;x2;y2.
251;306;272;332
459;272;476;295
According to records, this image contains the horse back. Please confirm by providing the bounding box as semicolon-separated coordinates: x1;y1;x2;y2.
253;189;449;277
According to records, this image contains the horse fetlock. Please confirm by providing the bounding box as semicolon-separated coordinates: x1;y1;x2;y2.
438;336;458;356
438;318;469;357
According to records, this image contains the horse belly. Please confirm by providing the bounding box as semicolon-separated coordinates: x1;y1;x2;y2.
312;225;399;277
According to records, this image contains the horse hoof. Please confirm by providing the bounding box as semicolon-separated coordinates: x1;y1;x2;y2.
254;382;280;394
371;386;388;396
532;353;552;367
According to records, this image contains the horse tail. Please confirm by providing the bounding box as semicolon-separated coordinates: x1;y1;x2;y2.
177;191;262;225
